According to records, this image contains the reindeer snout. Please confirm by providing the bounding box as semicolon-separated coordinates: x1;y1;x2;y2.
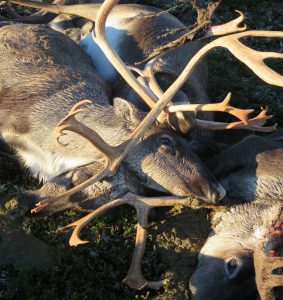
191;168;226;203
206;183;226;203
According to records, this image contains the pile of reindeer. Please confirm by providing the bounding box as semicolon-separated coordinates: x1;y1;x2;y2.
0;0;282;298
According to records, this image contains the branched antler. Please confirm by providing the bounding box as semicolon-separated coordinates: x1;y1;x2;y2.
29;0;280;212
136;58;275;131
165;92;254;125
195;108;277;132
58;192;218;289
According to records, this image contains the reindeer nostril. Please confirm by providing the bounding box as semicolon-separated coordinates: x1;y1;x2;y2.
206;184;226;203
218;185;226;200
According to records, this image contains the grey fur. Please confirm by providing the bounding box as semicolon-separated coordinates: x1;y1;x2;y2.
207;133;283;202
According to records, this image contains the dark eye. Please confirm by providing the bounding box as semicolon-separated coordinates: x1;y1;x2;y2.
225;258;241;278
158;136;173;146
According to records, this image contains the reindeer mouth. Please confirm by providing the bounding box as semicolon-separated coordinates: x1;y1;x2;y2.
254;229;283;300
264;232;283;276
264;233;283;256
268;234;283;300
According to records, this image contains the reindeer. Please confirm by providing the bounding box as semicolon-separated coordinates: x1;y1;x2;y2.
1;0;283;291
190;202;283;300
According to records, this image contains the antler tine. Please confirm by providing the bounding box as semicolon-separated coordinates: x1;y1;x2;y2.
213;30;283;87
165;92;254;125
57;192;202;289
142;55;165;99
194;108;276;132
58;198;129;246
208;10;247;36
55;101;117;158
196;120;277;132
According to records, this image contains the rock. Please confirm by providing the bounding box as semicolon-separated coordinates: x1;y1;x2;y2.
0;217;56;270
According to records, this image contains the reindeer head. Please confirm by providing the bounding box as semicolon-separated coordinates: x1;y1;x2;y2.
190;203;282;300
111;98;225;201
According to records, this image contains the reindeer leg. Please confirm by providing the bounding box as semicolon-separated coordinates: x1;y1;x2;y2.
57;192;198;289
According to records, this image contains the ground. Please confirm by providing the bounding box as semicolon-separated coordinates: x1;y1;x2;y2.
0;0;282;299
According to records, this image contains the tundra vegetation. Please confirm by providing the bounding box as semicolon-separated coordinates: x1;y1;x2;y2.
0;0;282;299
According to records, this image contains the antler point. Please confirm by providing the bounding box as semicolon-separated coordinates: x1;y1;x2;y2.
69;239;90;247
222;92;232;105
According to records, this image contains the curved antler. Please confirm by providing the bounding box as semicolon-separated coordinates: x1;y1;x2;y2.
212;30;283;87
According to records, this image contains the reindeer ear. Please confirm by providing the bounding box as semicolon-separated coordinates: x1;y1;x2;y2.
113;97;143;122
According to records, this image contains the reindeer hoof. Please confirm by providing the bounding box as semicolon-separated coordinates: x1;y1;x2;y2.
122;276;148;290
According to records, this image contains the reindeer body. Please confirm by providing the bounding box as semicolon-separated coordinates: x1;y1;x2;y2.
207;133;283;202
0;24;108;181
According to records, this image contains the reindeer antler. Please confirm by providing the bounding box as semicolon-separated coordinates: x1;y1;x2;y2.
58;192;217;289
195;108;277;132
213;30;283;87
130;30;280;131
207;10;247;36
165;92;254;125
30;0;281;212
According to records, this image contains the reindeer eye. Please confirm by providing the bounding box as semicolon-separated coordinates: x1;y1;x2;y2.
158;136;173;146
225;258;241;278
